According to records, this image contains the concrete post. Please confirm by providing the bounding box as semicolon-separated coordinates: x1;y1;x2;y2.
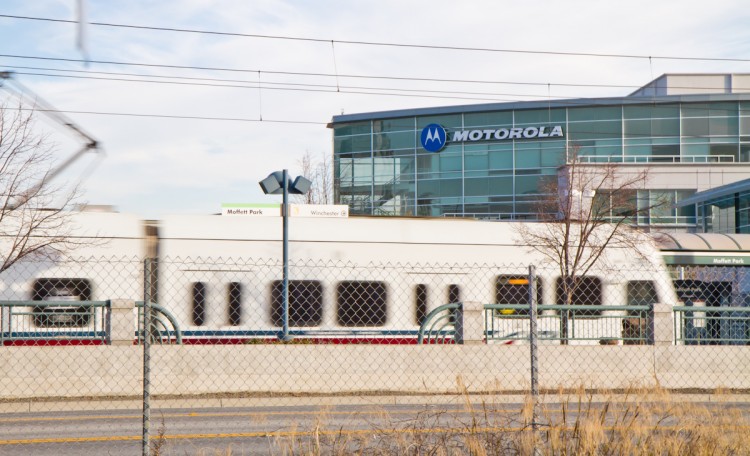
109;299;135;346
455;301;485;345
650;302;675;346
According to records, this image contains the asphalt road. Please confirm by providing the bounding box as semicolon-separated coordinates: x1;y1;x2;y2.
1;397;749;455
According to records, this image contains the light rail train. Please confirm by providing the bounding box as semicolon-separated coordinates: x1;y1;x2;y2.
0;209;679;344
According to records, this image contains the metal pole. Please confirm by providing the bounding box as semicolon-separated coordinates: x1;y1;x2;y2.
142;259;152;456
281;169;291;341
528;264;539;432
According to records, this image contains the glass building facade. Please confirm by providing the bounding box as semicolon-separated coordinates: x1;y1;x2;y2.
331;78;750;231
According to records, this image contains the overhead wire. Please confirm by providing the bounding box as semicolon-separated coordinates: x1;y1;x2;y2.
0;53;642;90
1;15;749;124
2;14;750;63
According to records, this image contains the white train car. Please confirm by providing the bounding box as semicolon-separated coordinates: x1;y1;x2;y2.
0;210;144;343
1;210;678;344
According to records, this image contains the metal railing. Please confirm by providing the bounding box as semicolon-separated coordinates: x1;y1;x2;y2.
674;306;750;345
136;301;183;345
577;154;736;164
417;303;458;344
485;304;652;345
418;303;653;345
0;300;110;344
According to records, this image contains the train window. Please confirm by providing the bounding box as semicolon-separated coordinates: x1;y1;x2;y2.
337;281;387;327
271;280;323;327
448;284;461;323
495;275;544;316
192;282;206;326
415;284;428;325
448;284;461;304
627;281;658;309
555;276;602;317
228;282;242;326
32;278;92;327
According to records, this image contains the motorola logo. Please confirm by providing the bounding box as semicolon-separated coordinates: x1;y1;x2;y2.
420;124;447;153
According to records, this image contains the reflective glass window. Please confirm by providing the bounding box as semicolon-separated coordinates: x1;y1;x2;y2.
623;104;679;119
514;108;566;125
374;131;415;151
568;120;622;141
374;118;414;133
334;122;371;137
464;111;512;128
488;176;513;196
417;114;462;129
568;106;621;121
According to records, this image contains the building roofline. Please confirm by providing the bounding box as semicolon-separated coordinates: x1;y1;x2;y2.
677;178;750;207
330;92;750;125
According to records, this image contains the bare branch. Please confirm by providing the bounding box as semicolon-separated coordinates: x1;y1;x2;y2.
0;102;85;273
294;150;334;205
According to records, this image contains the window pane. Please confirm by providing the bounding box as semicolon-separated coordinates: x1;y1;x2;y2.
32;278;92;328
374;131;415;151
569;106;621;121
623;104;679;119
191;282;206;326
568;120;622;141
555;277;602;316
374;118;413;133
495;276;544;316
272;280;324;327
415;284;428;325
337;281;387;327
464;111;512;128
228;282;242;326
514;108;566;125
334;122;371;137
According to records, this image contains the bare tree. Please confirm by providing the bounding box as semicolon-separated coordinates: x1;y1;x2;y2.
0;103;85;272
295;150;333;205
516;148;661;343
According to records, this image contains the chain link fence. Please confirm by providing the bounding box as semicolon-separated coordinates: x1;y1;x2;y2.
1;256;749;454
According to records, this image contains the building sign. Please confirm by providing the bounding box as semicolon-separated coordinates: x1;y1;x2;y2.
421;124;448;152
221;203;280;216
419;123;564;152
662;254;748;266
290;204;349;218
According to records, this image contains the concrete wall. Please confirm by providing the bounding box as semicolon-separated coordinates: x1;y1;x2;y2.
1;344;749;400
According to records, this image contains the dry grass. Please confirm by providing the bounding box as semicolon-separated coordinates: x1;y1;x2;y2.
268;386;750;456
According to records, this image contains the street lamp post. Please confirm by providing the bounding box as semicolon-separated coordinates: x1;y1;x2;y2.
259;169;311;341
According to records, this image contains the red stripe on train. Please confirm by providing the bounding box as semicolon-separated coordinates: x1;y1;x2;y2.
3;337;454;346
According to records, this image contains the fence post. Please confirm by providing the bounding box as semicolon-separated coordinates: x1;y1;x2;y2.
649;301;675;346
528;265;539;432
109;299;135;345
142;259;153;456
455;301;485;344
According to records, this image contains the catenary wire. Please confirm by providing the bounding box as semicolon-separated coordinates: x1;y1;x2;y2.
2;14;750;63
0;53;642;90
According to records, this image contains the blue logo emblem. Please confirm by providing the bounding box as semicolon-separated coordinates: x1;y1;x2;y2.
420;124;447;152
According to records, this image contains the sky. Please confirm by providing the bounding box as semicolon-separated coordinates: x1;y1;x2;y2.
1;0;750;218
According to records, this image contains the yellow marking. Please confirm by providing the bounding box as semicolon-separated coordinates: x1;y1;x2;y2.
0;407;527;424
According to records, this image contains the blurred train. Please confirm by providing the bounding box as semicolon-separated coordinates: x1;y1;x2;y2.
0;208;679;344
